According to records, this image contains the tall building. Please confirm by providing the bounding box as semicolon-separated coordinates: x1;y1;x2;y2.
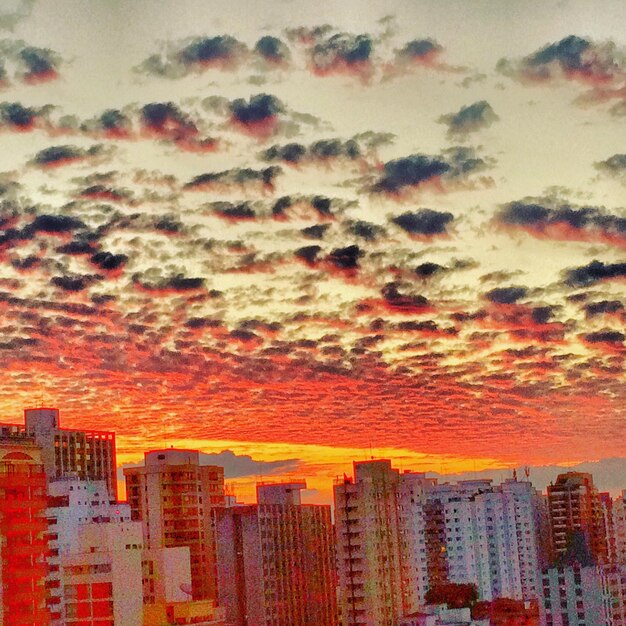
215;481;337;626
334;460;433;626
335;460;543;626
547;472;608;565
613;490;626;564
0;408;117;499
427;478;542;602
0;433;50;626
539;564;612;626
124;449;225;601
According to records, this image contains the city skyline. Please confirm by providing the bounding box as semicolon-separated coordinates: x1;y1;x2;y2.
0;0;624;504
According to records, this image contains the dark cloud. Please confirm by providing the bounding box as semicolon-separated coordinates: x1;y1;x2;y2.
51;274;97;292
382;283;429;311
301;224;330;240
371;154;450;194
140;102;197;140
565;260;626;287
397;38;443;63
498;199;626;244
391;209;454;236
0;101;41;129
230;93;284;125
309;33;373;80
90;251;128;271
531;306;554;324
438;100;499;137
82;109;132;138
134;274;205;292
255;36;290;64
584;330;625;344
271;196;293;217
179;35;246;68
263;137;361;164
185;166;281;191
209;202;256;221
347;220;384;241
32;144;103;167
415;262;444;278
585;300;624;318
56;239;99;255
498;35;626;88
295;245;321;265
484;286;528;304
327;244;363;270
18;46;59;82
30;214;86;233
311;195;331;216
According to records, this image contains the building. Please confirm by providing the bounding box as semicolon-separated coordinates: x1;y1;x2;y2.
613;490;626;564
0;433;50;626
603;563;626;626
539;564;612;626
426;478;542;602
1;408;117;499
215;481;337;626
124;449;225;601
334;460;433;626
547;472;608;565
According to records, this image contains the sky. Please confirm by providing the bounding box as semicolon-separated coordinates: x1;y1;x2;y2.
0;0;624;503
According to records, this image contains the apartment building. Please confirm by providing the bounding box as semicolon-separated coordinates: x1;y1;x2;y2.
215;481;337;626
124;449;225;601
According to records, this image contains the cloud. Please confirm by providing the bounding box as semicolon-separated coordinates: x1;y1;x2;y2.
121;449;299;480
254;36;290;66
184;166;281;192
0;101;45;130
30;214;86;233
497;35;626;97
484;286;528;304
396;38;443;65
137;35;247;78
0;1;35;32
438;100;499;138
90;251;128;272
497;199;626;246
229;93;285;139
415;262;445;278
391;209;454;236
207;201;257;221
18;46;59;83
51;274;98;292
381;282;430;312
327;244;363;270
583;330;625;345
140;102;197;141
133;273;206;294
309;32;374;82
595;153;626;182
32;144;104;168
370;147;491;196
263;137;361;165
565;260;626;287
584;300;624;318
346;220;384;241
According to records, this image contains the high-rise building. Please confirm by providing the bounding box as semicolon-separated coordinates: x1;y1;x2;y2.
427;478;542;602
0;408;117;499
539;564;612;626
0;433;50;626
124;449;225;601
334;460;433;626
613;490;626;564
215;481;337;626
547;472;608;565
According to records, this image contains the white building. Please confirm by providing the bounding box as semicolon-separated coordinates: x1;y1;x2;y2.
540;564;613;626
46;478;143;625
613;490;626;565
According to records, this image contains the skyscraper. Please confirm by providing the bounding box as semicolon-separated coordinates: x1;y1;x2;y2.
124;448;225;600
547;472;608;565
215;481;337;626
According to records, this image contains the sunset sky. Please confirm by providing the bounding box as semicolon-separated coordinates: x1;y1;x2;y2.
0;0;624;502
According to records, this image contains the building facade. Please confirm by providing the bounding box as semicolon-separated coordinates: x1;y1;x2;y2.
124;449;225;601
1;408;117;499
215;481;337;626
0;434;50;626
